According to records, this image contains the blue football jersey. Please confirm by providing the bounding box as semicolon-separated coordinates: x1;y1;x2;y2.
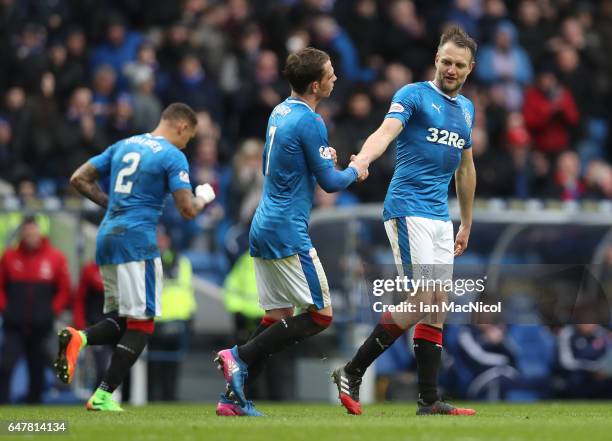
90;133;192;264
249;97;335;259
383;81;475;221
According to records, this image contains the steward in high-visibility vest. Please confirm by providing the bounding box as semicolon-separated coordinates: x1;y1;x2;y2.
158;249;196;322
148;235;196;402
0;212;51;254
223;252;263;320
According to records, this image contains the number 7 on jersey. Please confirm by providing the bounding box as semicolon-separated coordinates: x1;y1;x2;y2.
265;125;277;175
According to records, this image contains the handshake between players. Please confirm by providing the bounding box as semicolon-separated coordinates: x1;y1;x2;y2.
327;146;370;184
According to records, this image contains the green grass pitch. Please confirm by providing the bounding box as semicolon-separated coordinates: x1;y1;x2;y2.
1;402;611;441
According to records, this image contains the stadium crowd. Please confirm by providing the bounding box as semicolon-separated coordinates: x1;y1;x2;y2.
1;0;612;403
1;0;612;204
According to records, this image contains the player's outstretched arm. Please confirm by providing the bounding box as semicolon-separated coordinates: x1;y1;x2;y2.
314;166;359;193
70;162;109;209
454;148;476;256
172;184;215;220
355;118;403;166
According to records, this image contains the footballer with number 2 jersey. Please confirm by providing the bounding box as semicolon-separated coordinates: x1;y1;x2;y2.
53;103;215;412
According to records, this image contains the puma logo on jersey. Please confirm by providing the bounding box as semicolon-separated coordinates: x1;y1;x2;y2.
431;103;442;114
426;127;466;148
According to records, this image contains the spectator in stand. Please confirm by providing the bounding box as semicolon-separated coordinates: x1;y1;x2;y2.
54;87;107;180
343;0;385;71
370;62;413;120
124;41;169;98
332;90;378;166
331;90;387;202
446;0;482;43
583;160;612;200
73;262;110;389
3;87;28;168
126;65;163;133
381;0;430;75
219;23;264;139
528;150;554;199
65;26;88;65
470;125;516;198
189;119;230;246
47;40;85;103
311;15;377;85
25;72;61;179
90;14;143;88
452;324;520;400
0;217;71;404
11;23;48;92
554;46;591;125
522;65;579;157
227;139;264;228
554;43;607;165
515;0;552;64
598;1;612;94
91;64;117;128
236;50;288;140
547;151;584;201
476;20;533;111
158;21;192;70
556;324;612;398
0;116;12;178
219;23;263;98
191;125;230;207
165;52;223;123
188;3;233;79
505;111;533;198
106;92;136;142
477;0;508;43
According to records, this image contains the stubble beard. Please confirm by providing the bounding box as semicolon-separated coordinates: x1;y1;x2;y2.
437;73;463;95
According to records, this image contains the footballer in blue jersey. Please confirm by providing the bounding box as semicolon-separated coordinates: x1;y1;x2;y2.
333;26;478;417
54;103;215;411
214;48;368;417
249;96;348;259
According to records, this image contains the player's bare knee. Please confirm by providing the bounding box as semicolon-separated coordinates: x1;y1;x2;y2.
265;307;294;321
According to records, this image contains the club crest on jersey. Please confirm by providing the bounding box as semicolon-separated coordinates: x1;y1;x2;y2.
388;102;405;113
179;170;190;183
462;107;472;127
319;146;333;160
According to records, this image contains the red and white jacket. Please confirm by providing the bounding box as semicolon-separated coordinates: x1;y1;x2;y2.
0;238;71;328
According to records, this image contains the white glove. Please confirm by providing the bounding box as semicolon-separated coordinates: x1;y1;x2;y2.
195;183;216;204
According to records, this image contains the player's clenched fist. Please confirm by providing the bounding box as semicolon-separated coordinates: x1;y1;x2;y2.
195;183;216;204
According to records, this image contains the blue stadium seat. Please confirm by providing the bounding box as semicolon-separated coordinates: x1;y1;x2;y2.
508;325;555;378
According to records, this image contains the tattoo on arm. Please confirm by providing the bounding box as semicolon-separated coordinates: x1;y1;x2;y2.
70;162;109;209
